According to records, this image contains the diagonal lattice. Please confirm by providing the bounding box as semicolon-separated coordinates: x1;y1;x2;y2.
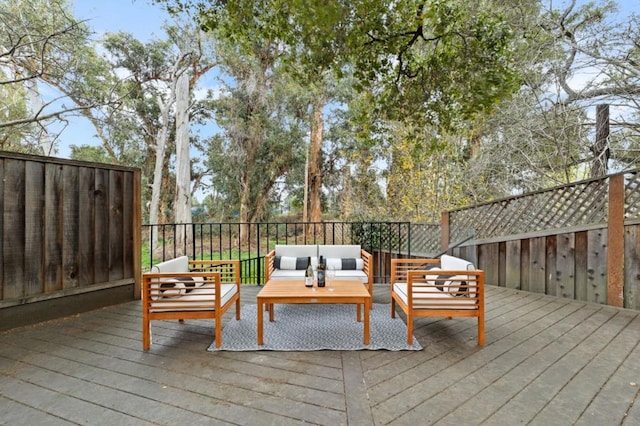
449;176;619;241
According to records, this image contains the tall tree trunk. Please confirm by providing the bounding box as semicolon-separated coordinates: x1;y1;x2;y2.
239;159;252;246
590;104;610;178
309;97;325;223
174;70;192;255
149;124;169;226
148;55;183;225
341;165;352;218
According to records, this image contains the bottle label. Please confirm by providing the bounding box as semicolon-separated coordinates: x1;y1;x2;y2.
317;270;325;287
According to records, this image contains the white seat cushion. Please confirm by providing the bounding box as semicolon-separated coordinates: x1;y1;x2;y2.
334;270;368;284
270;269;306;279
393;283;477;309
150;283;238;312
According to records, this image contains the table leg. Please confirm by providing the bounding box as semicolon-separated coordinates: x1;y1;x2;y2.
356;303;361;322
257;300;264;345
269;303;274;322
364;299;370;345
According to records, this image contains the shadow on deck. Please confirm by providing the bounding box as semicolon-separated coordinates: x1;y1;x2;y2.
1;284;639;425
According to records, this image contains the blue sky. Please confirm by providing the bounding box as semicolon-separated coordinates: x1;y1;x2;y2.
73;0;168;42
51;1;172;158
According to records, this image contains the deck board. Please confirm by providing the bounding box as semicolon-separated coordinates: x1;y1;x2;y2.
1;284;639;425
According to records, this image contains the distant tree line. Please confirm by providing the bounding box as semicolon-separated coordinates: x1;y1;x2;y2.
1;0;638;224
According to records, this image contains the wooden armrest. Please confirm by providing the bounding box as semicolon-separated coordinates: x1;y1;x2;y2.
391;258;440;283
264;250;276;282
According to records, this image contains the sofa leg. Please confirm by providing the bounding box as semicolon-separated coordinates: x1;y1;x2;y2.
143;319;150;350
406;312;413;345
215;316;222;348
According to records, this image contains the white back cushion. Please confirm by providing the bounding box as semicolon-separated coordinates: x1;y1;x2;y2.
151;256;189;273
318;245;361;259
275;245;318;258
440;255;474;271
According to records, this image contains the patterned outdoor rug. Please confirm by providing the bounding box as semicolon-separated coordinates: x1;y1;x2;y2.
207;303;422;351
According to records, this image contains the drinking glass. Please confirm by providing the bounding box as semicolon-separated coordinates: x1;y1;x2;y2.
327;266;336;291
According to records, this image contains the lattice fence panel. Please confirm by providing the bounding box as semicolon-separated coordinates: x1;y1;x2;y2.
409;223;441;256
450;178;610;240
625;171;640;220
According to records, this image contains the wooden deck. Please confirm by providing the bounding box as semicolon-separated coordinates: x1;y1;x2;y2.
1;284;639;425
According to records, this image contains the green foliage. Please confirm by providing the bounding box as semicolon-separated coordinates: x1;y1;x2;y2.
0;69;31;151
158;0;520;136
69;144;115;164
350;221;403;253
205;38;308;223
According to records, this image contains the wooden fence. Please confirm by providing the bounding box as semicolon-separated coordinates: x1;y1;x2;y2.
443;170;640;311
0;152;141;329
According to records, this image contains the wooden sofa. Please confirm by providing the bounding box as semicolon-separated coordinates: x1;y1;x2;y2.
264;244;373;293
142;256;241;350
390;255;485;346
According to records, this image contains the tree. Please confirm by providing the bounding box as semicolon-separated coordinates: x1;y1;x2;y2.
539;0;640;176
100;25;216;226
69;144;113;164
465;0;640;201
206;38;308;233
0;0;119;155
155;0;521;218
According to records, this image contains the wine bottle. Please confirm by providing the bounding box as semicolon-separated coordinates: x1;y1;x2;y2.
305;256;314;287
317;255;326;287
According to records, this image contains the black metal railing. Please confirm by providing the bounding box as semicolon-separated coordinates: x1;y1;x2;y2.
142;221;441;284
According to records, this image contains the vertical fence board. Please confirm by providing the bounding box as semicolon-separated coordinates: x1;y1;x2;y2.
521;239;531;291
78;167;95;286
575;231;589;302
545;235;557;296
4;160;25;300
44;163;63;293
556;233;576;299
94;169;110;283
529;237;546;294
109;171;124;281
123;172;133;278
498;242;506;287
478;243;499;285
505;240;521;289
24;161;44;297
63;165;79;289
587;228;608;304
624;224;640;310
0;160;3;298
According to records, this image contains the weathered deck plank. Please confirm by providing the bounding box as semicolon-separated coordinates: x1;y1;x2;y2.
1;284;639;425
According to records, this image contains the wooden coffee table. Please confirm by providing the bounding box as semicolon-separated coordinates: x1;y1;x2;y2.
257;279;372;345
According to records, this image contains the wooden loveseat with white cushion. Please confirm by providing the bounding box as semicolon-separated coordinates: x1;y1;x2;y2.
390;255;485;346
264;244;373;293
142;256;241;349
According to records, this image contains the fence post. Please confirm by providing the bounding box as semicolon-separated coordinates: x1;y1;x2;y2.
607;174;625;307
191;223;197;260
441;211;450;254
257;223;262;285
